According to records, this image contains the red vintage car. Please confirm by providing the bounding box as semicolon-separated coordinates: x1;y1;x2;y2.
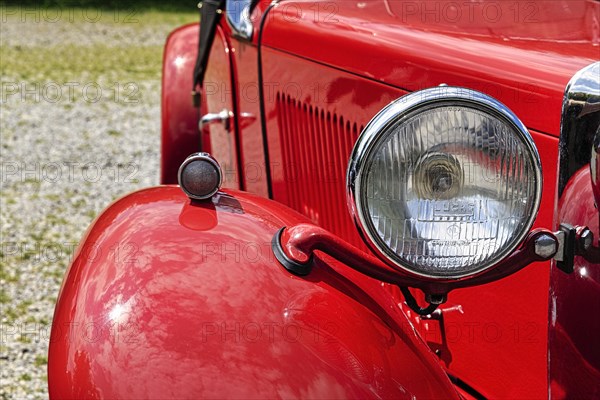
48;0;599;398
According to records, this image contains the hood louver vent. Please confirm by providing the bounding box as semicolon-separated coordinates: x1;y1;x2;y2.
275;93;364;247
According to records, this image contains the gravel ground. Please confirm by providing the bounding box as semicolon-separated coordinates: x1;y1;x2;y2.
1;10;195;399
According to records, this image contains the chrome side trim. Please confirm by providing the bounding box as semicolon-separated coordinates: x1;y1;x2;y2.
226;0;254;40
558;62;600;197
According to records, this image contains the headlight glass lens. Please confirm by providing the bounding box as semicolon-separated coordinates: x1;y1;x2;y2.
351;90;541;279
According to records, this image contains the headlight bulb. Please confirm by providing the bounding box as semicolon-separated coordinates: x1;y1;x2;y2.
413;153;463;200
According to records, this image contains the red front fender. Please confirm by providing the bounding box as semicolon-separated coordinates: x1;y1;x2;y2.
48;186;458;399
161;24;201;184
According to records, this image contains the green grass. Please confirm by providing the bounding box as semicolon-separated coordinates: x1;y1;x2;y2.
0;2;198;13
34;355;48;368
116;9;199;25
0;7;198;25
0;8;197;84
0;289;11;304
1;44;164;83
19;374;31;382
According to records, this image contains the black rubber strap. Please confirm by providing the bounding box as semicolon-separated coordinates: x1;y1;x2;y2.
272;228;313;276
400;287;439;316
192;0;226;107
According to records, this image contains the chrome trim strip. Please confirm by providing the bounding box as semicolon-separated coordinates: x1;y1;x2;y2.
558;62;600;197
346;87;543;280
226;0;254;40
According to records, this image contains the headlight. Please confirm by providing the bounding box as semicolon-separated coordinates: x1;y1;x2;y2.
347;87;542;279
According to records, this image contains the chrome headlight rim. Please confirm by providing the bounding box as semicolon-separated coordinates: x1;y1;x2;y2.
347;87;543;280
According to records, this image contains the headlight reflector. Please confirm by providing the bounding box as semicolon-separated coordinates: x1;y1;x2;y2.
348;88;542;279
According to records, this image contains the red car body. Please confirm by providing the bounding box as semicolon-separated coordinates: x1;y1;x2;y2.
49;0;600;398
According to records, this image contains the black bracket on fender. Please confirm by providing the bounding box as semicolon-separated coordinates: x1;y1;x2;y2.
555;223;600;273
272;228;313;276
192;0;226;108
556;223;577;273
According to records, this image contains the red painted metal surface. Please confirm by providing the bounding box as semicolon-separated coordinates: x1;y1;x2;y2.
227;39;269;197
48;187;459;399
161;21;247;191
200;2;276;197
260;23;562;395
274;94;362;242
261;0;599;137
96;0;599;397
224;1;273;198
203;24;241;189
422;131;559;398
161;23;200;185
263;48;404;247
550;167;600;398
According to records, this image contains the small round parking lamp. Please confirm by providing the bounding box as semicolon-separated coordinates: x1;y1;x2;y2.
178;152;223;200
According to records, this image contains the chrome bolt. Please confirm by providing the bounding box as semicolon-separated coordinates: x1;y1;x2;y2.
579;229;593;251
534;234;558;259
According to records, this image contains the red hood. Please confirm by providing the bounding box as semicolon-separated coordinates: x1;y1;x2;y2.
262;0;599;135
